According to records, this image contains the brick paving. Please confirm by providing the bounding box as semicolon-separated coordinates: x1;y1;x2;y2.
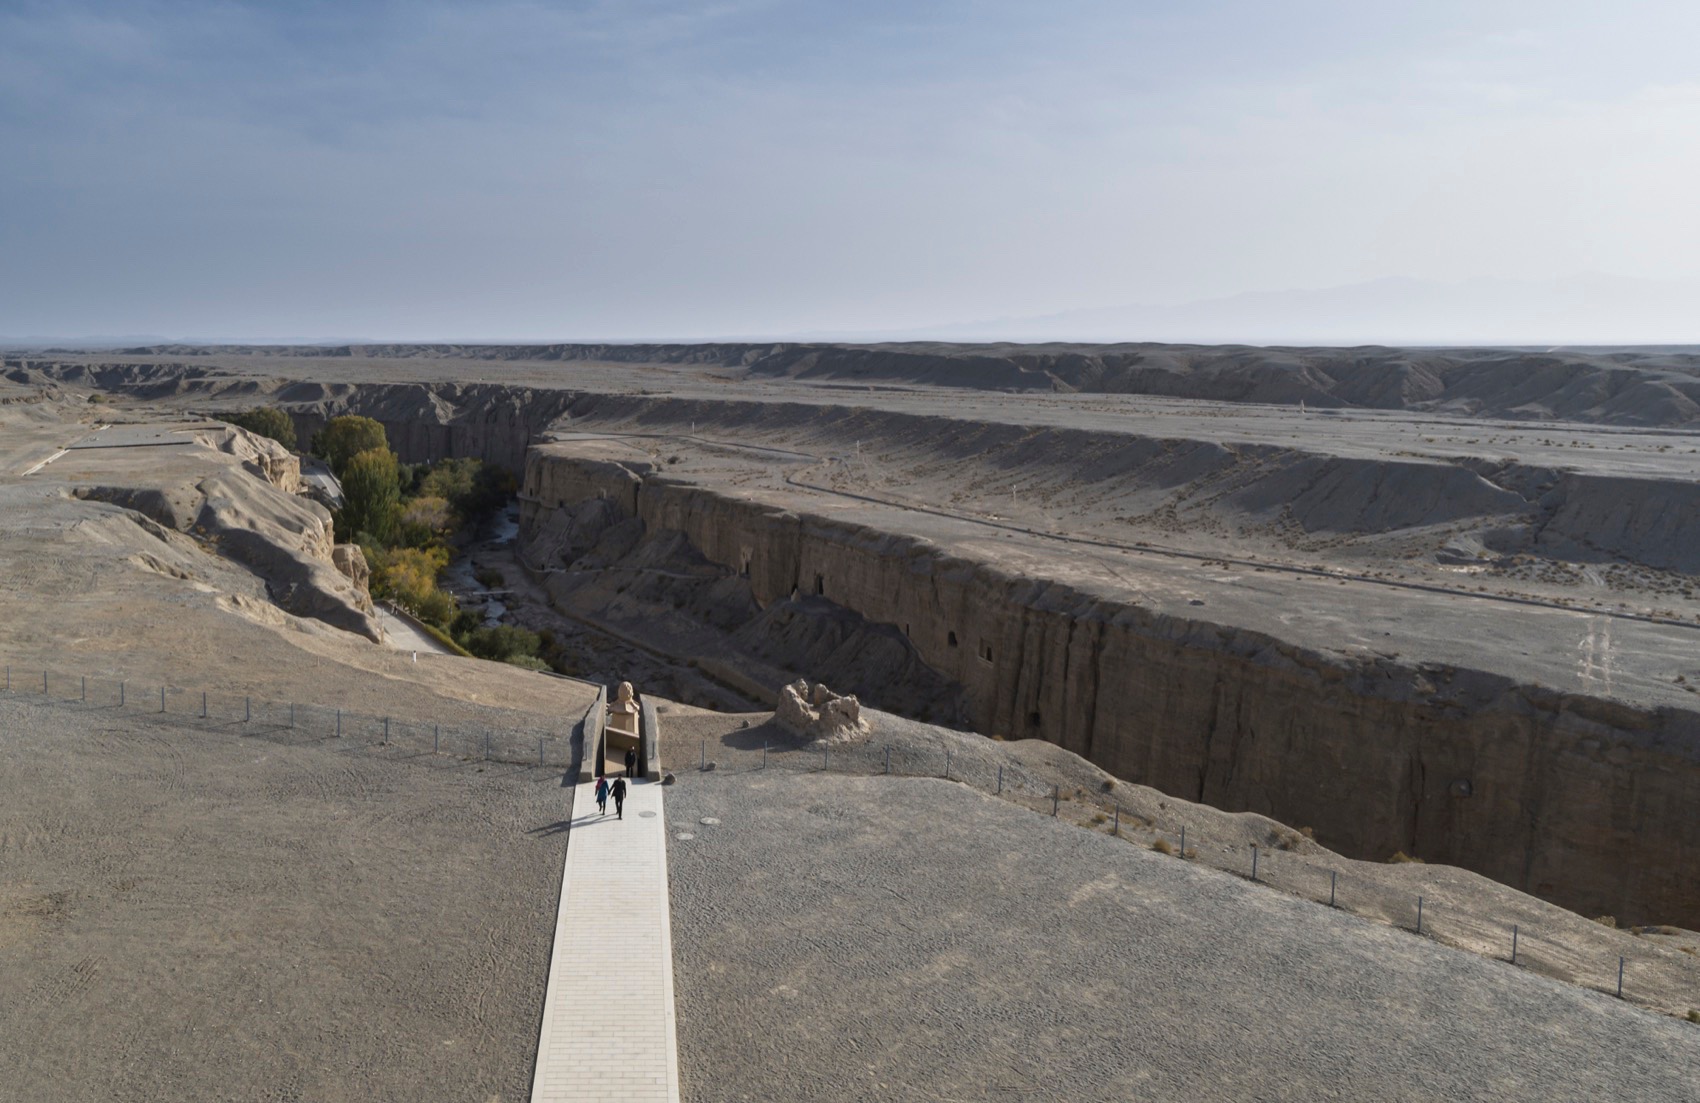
531;779;681;1102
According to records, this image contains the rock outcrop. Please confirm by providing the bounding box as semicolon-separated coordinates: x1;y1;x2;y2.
775;680;870;743
75;425;383;642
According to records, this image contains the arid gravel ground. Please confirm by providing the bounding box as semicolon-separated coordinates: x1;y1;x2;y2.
656;703;1700;1020
0;693;575;1103
664;765;1700;1102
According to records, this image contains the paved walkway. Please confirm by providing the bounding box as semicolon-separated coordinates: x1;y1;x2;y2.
531;779;682;1102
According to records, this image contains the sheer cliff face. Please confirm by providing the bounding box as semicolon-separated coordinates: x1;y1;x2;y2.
523;447;1700;926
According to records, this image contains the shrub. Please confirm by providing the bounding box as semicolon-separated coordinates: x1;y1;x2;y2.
1687;1010;1700;1024
415;588;457;628
312;415;388;477
1592;915;1618;929
338;448;402;545
1387;851;1425;864
460;624;541;663
1152;838;1176;855
475;567;506;589
230;408;297;450
367;544;451;614
399;496;455;543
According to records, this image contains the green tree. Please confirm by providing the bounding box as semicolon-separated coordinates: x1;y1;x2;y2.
338;448;402;544
229;407;297;450
312;415;389;478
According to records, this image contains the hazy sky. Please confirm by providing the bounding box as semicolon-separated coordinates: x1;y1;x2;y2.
3;1;1698;341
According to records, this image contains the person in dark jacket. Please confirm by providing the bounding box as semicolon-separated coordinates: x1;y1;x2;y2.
625;746;638;779
594;775;609;815
610;776;627;820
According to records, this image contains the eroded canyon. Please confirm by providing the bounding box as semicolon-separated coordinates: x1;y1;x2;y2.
9;341;1700;926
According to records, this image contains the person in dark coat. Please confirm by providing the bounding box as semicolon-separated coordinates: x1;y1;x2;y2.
610;776;627;820
625;746;638;779
594;775;609;815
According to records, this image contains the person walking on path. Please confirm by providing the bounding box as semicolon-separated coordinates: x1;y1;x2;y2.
625;746;638;779
594;774;609;816
610;776;627;820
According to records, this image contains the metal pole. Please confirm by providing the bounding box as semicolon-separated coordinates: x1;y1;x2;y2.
484;731;491;759
1251;845;1259;881
539;734;545;766
763;741;768;769
43;670;48;694
4;665;8;692
119;681;124;708
384;716;390;740
823;745;828;771
245;696;251;723
289;703;295;728
1052;785;1059;816
434;724;439;754
1113;804;1119;835
336;709;342;737
160;685;166;713
201;691;207;718
996;764;1002;794
81;675;86;701
1329;870;1337;908
1417;896;1424;935
1511;924;1519;965
1180;826;1186;857
884;745;890;775
700;738;705;769
1617;956;1625;999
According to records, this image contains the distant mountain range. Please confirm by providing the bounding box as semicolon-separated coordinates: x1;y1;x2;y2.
916;275;1700;347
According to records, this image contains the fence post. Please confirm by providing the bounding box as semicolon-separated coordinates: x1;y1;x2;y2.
201;691;207;719
434;723;439;754
1052;785;1059;816
1416;896;1424;935
289;703;295;728
1113;804;1119;835
1329;869;1337;908
4;665;8;692
763;741;768;769
43;670;48;695
1180;826;1186;857
539;733;545;767
336;709;342;737
700;738;705;770
160;685;166;713
484;731;491;759
1250;845;1259;881
996;764;1002;794
119;681;124;708
1511;924;1519;965
245;696;251;723
884;744;890;775
1617;956;1625;999
82;675;86;702
384;716;390;740
823;745;828;771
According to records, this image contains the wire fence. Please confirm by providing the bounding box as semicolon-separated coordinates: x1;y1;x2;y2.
0;660;580;769
682;732;1700;1014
